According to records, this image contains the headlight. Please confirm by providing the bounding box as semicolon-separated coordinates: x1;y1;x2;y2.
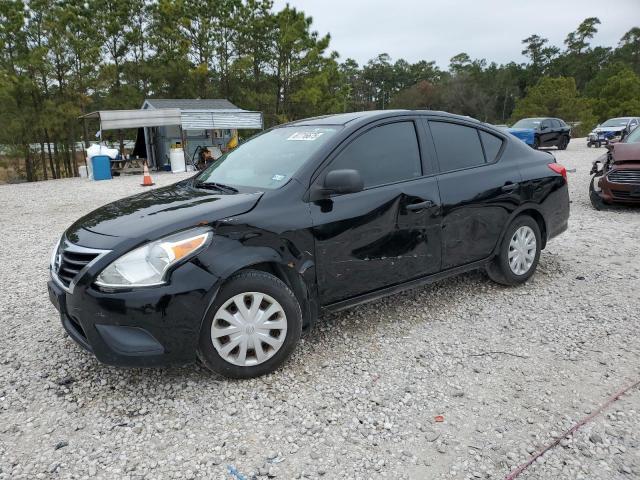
95;228;211;288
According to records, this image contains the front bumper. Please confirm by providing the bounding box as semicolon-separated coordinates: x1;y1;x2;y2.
595;176;640;205
48;262;220;367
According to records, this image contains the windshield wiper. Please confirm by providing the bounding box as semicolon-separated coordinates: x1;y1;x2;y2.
195;181;238;194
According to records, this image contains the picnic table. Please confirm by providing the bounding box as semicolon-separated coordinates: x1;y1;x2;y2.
111;157;145;175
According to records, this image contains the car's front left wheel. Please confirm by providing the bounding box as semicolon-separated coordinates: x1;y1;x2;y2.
198;270;302;379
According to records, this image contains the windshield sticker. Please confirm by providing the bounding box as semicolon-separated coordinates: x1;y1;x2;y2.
287;131;325;141
272;174;286;181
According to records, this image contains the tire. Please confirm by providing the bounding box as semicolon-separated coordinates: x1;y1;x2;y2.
197;270;302;379
558;136;569;150
532;137;540;150
587;142;592;148
486;216;542;286
589;175;608;211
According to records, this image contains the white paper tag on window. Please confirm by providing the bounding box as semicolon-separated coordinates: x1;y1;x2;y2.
272;174;286;181
287;131;325;141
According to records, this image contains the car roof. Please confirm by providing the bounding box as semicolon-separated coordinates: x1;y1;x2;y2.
282;110;485;128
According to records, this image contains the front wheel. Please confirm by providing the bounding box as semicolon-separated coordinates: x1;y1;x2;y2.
532;137;540;149
486;216;541;286
198;270;302;379
589;175;607;211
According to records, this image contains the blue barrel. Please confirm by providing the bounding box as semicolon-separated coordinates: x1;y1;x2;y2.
91;155;112;181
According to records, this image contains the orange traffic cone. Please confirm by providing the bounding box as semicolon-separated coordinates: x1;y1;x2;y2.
141;160;155;187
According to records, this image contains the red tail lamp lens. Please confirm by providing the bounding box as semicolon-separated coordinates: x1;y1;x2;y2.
548;163;567;181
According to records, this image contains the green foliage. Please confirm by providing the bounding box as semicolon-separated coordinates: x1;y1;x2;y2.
0;5;638;182
588;67;640;121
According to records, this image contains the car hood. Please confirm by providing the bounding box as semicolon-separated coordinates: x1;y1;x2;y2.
610;142;640;164
66;179;263;244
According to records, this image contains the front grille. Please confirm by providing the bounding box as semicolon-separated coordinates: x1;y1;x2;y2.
607;170;640;184
53;241;105;289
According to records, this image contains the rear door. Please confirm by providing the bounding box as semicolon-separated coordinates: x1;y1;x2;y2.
425;119;521;269
310;118;442;304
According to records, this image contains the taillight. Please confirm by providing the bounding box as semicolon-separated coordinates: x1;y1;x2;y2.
548;163;567;182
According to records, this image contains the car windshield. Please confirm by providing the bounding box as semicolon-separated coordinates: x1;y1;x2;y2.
624;126;640;143
512;119;541;129
601;118;629;127
196;126;340;190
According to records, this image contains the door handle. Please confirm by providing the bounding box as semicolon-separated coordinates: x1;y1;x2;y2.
501;183;519;192
406;200;434;211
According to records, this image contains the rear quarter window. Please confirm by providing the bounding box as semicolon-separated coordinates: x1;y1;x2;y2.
479;131;503;162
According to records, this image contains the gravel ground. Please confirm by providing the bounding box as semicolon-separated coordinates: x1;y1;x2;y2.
0;139;639;480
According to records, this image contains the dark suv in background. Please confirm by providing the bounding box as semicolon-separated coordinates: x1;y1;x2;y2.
508;117;572;150
49;110;570;378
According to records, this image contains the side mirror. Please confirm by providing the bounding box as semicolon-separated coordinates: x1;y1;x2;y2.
310;169;364;201
540;125;548;131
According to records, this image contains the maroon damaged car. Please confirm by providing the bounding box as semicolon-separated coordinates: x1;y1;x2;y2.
590;125;640;209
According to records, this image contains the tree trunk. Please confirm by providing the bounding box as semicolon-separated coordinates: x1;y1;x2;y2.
70;139;78;177
24;144;35;182
40;141;48;180
53;142;62;178
45;130;57;179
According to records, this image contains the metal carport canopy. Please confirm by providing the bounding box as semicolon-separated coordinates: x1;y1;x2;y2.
80;108;263;130
80;109;182;130
180;109;263;130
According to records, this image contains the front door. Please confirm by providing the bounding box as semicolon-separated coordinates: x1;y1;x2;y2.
539;119;556;146
310;120;442;305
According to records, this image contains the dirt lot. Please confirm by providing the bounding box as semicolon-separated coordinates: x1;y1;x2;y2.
0;139;638;480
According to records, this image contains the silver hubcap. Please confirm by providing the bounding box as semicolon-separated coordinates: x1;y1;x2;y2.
211;292;287;367
508;226;536;275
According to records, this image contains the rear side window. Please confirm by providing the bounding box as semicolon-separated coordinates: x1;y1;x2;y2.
429;121;485;172
479;131;503;162
330;121;422;188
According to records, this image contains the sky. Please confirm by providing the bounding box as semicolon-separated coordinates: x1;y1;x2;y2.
271;0;640;68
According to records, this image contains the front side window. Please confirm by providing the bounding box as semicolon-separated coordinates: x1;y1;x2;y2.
329;121;422;188
430;121;486;172
198;126;340;189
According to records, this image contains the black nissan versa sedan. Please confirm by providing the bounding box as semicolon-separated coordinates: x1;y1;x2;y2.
48;110;570;378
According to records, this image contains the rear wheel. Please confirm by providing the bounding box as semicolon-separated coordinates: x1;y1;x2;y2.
486;216;541;286
198;270;302;378
558;136;569;150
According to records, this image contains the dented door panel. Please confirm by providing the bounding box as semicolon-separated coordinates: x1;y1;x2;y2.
310;178;441;304
437;161;522;269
